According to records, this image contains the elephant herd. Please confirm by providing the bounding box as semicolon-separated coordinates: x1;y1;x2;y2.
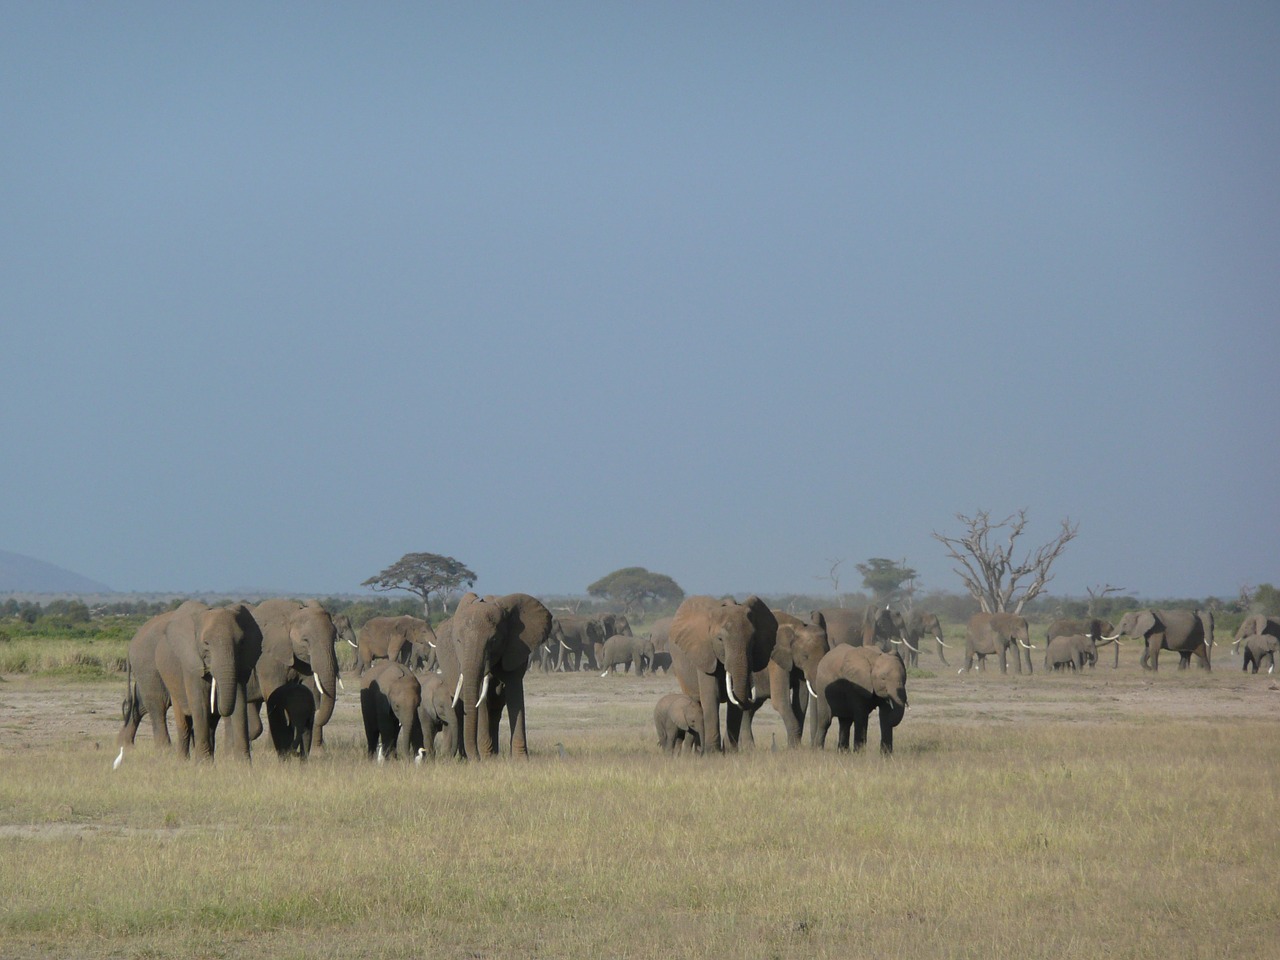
115;592;1276;767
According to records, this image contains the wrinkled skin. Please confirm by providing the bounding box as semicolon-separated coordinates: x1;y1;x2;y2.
765;611;829;748
1239;634;1279;673
249;599;342;748
669;596;777;753
1115;609;1212;671
452;593;553;760
359;660;423;760
1045;634;1096;671
355;615;437;674
266;681;315;760
416;673;458;759
903;610;949;667
811;645;908;754
654;693;704;755
814;608;862;647
119;609;177;750
151;601;261;761
432;617;465;757
597;635;656;676
964;612;1034;674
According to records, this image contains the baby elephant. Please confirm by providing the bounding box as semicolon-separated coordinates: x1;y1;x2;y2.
654;693;704;755
811;645;908;754
1240;634;1279;673
598;635;656;676
416;672;458;759
266;680;315;760
360;661;423;761
1046;634;1096;671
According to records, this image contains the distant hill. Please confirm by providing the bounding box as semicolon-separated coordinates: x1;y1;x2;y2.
0;550;113;594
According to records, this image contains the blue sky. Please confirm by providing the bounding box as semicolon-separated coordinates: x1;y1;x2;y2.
2;3;1276;599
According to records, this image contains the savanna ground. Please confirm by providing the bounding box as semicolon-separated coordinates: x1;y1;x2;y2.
1;648;1278;960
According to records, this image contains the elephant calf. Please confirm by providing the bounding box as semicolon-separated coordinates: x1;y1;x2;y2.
416;673;458;759
655;693;704;755
1240;634;1279;674
266;681;315;760
360;661;423;761
1046;634;1096;672
811;645;908;754
598;635;655;676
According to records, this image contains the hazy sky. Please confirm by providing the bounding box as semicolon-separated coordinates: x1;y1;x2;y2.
3;3;1276;600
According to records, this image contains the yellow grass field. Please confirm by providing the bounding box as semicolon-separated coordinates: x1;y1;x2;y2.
1;657;1277;959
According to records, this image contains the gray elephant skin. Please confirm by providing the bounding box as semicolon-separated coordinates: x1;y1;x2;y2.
963;612;1035;674
598;635;655;676
547;614;604;671
120;600;261;761
355;615;437;674
669;595;777;753
249;599;343;747
815;606;907;651
416;672;458;758
1115;609;1213;671
902;610;949;667
1045;634;1096;671
1233;615;1280;653
360;660;423;760
654;693;704;755
451;592;553;760
266;680;315;760
762;611;829;748
1046;617;1119;667
1239;634;1279;673
811;644;908;754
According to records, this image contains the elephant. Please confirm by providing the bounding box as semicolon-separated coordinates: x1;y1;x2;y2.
649;651;673;673
547;614;604;671
416;672;458;758
451;592;553;760
119;608;178;750
1239;634;1279;673
1046;617;1120;667
359;660;423;760
1233;615;1280;654
430;616;465;756
150;601;262;761
814;606;907;652
266;680;315;760
1045;634;1095;671
248;599;342;748
1114;609;1212;671
764;610;829;748
354;615;437;674
810;644;908;754
597;612;633;640
648;616;674;654
668;595;777;753
654;693;704;755
963;612;1034;674
902;610;950;667
597;635;655;676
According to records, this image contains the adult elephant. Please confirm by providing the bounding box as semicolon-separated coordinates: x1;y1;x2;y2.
1115;609;1212;671
1233;615;1280;653
765;611;829;748
452;592;553;760
668;595;777;754
1240;634;1279;673
431;616;464;757
963;612;1035;674
359;660;423;761
1046;617;1120;667
597;635;655;676
811;645;908;754
814;608;862;647
597;612;633;639
355;615;437;674
548;614;604;671
249;599;342;748
814;606;906;651
119;608;178;750
903;610;950;667
151;601;262;761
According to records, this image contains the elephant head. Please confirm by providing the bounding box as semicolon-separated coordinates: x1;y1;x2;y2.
773;616;829;696
669;595;777;753
250;599;342;744
871;649;909;724
863;605;908;651
451;592;553;760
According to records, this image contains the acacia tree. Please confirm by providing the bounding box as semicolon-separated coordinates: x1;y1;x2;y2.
361;552;477;616
856;557;918;605
932;509;1079;614
587;567;684;617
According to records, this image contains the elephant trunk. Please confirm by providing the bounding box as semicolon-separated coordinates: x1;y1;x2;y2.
210;644;239;718
310;639;339;730
724;646;751;709
461;644;487;760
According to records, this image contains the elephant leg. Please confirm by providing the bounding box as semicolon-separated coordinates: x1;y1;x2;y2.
852;713;870;752
505;676;529;758
724;702;744;752
877;707;895;755
147;704;172;747
998;647;1009;674
772;683;802;749
171;708;192;759
247;702;264;742
836;717;852;751
183;675;215;761
697;673;722;753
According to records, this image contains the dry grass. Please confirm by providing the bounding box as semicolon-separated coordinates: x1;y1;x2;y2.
0;664;1277;959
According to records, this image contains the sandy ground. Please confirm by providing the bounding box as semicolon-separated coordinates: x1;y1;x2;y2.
2;650;1277;757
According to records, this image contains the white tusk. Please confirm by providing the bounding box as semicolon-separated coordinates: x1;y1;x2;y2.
1100;633;1120;641
314;674;331;700
338;677;346;692
750;684;758;701
806;680;817;700
476;674;490;708
112;746;124;770
428;641;436;648
727;683;741;707
560;639;571;651
451;674;463;707
346;637;358;648
210;677;217;715
937;635;950;647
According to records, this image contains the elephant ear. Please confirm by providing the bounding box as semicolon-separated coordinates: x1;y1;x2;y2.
497;594;553;655
742;595;778;671
456;593;481;613
165;601;208;671
809;610;827;631
771;623;796;672
1135;611;1158;637
670;597;721;674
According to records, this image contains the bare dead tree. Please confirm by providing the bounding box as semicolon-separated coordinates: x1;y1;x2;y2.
1085;583;1124;617
816;558;845;607
932;509;1079;614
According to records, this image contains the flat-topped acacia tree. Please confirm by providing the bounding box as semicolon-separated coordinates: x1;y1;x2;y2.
362;553;477;616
